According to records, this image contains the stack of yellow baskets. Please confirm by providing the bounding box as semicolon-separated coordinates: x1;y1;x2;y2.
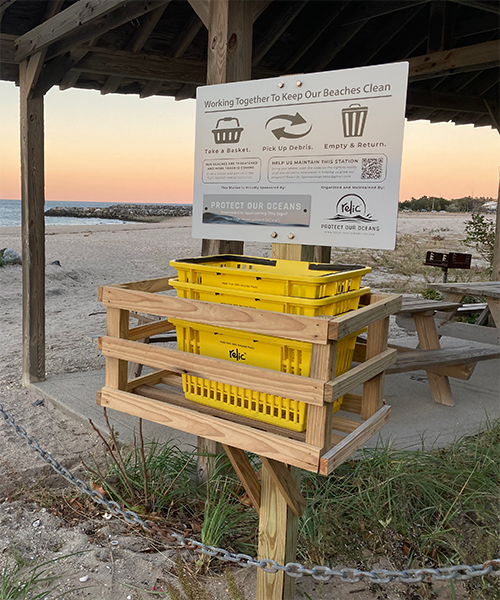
169;255;371;433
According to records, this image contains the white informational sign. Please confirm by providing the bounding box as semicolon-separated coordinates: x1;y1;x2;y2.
192;62;409;250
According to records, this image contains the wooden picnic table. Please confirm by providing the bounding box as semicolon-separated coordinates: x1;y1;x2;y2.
428;281;500;328
389;287;500;407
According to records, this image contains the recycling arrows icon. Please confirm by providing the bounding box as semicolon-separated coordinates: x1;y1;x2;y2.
265;112;312;140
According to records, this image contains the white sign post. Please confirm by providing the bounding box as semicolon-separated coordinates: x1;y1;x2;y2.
192;62;409;250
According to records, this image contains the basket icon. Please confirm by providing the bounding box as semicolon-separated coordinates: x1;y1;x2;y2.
342;104;368;137
212;117;244;144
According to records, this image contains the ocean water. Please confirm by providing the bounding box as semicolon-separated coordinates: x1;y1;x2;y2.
0;199;131;227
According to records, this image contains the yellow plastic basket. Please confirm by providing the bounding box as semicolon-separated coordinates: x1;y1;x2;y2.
170;255;371;299
170;279;370;316
171;318;362;432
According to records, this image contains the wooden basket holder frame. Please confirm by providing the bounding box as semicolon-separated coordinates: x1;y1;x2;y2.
97;277;401;476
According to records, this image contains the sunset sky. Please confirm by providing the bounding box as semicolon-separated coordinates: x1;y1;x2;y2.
0;80;499;203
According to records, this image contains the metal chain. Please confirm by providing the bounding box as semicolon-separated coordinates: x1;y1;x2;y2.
1;401;499;584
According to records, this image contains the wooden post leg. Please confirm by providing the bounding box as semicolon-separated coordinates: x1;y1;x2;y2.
20;59;45;387
413;313;453;406
486;297;500;327
257;463;300;600
361;313;390;420
105;307;129;390
306;342;337;454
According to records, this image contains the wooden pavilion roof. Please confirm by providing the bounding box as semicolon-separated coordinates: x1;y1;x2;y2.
0;0;498;128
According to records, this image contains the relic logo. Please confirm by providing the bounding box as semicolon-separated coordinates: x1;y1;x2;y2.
327;194;377;223
229;349;246;361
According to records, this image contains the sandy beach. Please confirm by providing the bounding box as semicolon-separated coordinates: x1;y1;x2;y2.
0;212;494;599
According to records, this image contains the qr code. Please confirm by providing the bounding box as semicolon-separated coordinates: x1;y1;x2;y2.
361;157;384;180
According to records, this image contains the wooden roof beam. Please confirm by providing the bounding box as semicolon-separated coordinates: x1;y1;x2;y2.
101;4;170;95
447;0;500;15
0;33;16;63
307;20;368;72
15;0;171;62
252;0;308;66
166;13;203;58
283;1;349;72
484;98;499;130
428;0;446;52
349;5;424;68
0;0;17;24
77;47;207;85
340;0;431;24
408;39;500;80
406;88;489;113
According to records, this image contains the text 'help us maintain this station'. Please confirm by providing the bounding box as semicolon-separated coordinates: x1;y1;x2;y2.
192;62;409;250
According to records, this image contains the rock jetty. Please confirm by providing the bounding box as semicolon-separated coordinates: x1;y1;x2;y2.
44;203;192;222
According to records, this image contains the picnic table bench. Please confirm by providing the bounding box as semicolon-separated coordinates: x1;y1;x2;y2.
384;287;500;406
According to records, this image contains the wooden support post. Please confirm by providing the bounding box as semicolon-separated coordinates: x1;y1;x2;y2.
105;307;129;390
361;298;390;419
20;59;45;387
306;342;336;454
257;463;300;600
492;178;500;281
197;0;254;481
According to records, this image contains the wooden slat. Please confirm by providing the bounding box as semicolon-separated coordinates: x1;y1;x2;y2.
325;349;397;403
331;416;360;434
34;46;90;97
399;298;462;313
408;40;500;81
223;445;261;514
328;294;402;340
99;286;331;344
319;406;391;475
100;276;174;294
259;457;306;517
135;383;307;441
128;319;175;341
386;346;500;373
387;343;475;380
99;336;326;406
126;369;167;391
429;281;500;299
98;387;322;472
20;59;45;386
